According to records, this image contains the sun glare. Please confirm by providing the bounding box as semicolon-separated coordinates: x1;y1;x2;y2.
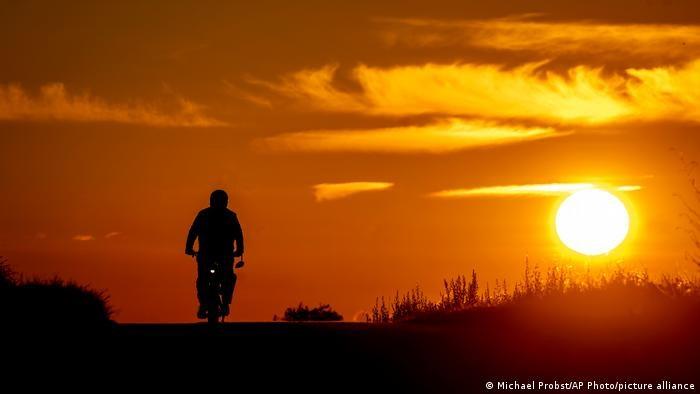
555;189;630;256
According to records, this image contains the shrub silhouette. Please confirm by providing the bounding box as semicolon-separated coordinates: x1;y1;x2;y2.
370;296;390;323
440;275;468;311
279;302;343;321
391;285;435;321
0;258;113;329
0;257;16;289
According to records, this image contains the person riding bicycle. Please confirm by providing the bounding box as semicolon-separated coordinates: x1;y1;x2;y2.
185;190;244;319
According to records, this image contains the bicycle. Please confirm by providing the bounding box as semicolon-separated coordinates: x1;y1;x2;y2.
191;252;245;325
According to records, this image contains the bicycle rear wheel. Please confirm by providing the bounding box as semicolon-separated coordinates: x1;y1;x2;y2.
206;283;220;325
207;306;219;324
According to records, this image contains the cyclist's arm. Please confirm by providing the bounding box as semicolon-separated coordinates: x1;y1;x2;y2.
185;213;201;254
233;214;244;257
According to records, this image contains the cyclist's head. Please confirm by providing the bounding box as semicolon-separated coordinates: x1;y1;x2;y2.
210;189;228;208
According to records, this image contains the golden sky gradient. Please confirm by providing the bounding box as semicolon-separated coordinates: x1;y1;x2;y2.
1;1;700;322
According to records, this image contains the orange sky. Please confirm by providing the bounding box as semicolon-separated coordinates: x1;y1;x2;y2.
1;1;700;322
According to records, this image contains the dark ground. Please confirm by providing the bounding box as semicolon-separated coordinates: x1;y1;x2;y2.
8;302;699;393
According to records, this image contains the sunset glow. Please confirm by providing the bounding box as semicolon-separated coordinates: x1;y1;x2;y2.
5;3;700;390
1;2;699;323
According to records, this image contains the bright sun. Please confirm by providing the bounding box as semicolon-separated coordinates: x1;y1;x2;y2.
555;189;630;256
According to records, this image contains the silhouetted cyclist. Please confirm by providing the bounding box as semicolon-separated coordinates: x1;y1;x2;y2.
185;190;244;319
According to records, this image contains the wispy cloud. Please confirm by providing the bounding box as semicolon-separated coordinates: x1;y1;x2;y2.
625;62;700;122
379;17;700;60
350;62;628;122
248;64;367;112
430;183;641;198
0;83;226;127
223;80;273;108
72;234;95;241
313;182;394;202
104;232;121;239
261;119;560;153
262;60;700;124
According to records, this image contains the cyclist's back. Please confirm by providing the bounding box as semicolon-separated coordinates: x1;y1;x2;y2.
189;206;241;258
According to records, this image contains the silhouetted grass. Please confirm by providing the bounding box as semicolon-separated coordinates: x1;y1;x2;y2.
0;258;113;329
370;259;700;323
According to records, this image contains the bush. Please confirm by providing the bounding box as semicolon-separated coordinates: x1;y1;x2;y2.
278;303;343;322
0;258;113;329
